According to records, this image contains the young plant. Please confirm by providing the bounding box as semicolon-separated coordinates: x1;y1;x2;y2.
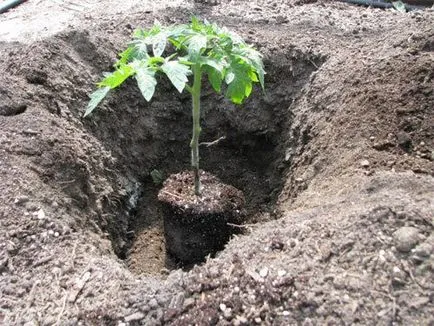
84;17;265;196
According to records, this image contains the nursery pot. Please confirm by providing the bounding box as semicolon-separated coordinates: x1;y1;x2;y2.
158;171;246;265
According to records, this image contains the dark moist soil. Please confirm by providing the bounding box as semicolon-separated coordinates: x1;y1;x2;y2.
0;0;433;325
159;171;245;265
158;171;245;217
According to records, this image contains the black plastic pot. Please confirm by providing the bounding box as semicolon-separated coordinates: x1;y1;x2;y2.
158;171;246;265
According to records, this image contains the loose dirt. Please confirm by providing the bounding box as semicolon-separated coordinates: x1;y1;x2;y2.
0;0;433;325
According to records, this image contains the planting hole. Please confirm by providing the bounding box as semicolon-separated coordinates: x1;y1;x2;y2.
81;50;324;274
2;27;324;274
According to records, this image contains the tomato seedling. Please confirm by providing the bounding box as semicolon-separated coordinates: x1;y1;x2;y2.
85;17;265;196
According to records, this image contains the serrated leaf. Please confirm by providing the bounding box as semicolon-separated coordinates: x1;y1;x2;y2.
115;46;136;67
98;64;135;89
228;31;244;45
84;86;110;117
191;16;201;31
204;65;223;93
225;60;252;104
152;32;167;57
248;69;259;82
135;65;157;102
245;80;252;97
132;39;149;57
133;28;146;38
168;24;188;37
225;71;235;84
200;57;224;73
236;46;265;90
188;34;207;56
167;25;188;49
201;56;225;93
161;60;191;93
255;66;265;90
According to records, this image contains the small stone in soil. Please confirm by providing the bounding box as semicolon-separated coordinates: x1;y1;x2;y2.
278;270;287;277
14;196;29;205
360;159;370;167
259;267;268;278
124;312;145;322
223;308;232;319
38;209;47;220
183;298;195;310
393;226;420;253
396;132;412;150
148;298;159;309
234;316;248;326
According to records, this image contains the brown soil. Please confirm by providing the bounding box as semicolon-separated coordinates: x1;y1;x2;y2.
0;0;433;325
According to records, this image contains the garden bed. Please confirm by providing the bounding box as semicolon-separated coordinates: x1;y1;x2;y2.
0;0;433;324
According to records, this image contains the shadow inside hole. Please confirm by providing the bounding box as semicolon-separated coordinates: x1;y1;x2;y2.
85;50;325;274
0;103;27;116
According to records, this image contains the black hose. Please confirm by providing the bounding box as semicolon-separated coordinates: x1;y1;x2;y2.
0;0;27;14
339;0;425;11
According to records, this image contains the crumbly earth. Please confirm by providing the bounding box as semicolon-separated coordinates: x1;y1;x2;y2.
158;171;245;216
0;0;433;325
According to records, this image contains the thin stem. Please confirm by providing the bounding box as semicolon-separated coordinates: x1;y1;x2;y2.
190;63;202;196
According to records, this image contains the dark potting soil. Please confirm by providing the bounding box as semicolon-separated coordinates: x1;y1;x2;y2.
158;170;245;218
158;170;246;264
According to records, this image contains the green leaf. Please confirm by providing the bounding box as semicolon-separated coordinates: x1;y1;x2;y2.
98;64;135;89
187;34;207;55
208;68;223;93
84;86;110;117
225;71;235;84
225;60;252;104
115;46;136;67
244;80;252;97
203;65;223;93
152;32;167;57
161;60;191;93
252;61;265;90
227;31;244;45
147;56;165;66
167;25;188;49
201;57;225;93
86;17;265;119
133;28;146;38
200;57;224;73
191;16;201;31
132;39;149;58
248;69;259;82
168;24;188;38
235;46;265;90
133;63;157;102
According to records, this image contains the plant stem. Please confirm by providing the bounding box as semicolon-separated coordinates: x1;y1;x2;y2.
190;63;202;196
